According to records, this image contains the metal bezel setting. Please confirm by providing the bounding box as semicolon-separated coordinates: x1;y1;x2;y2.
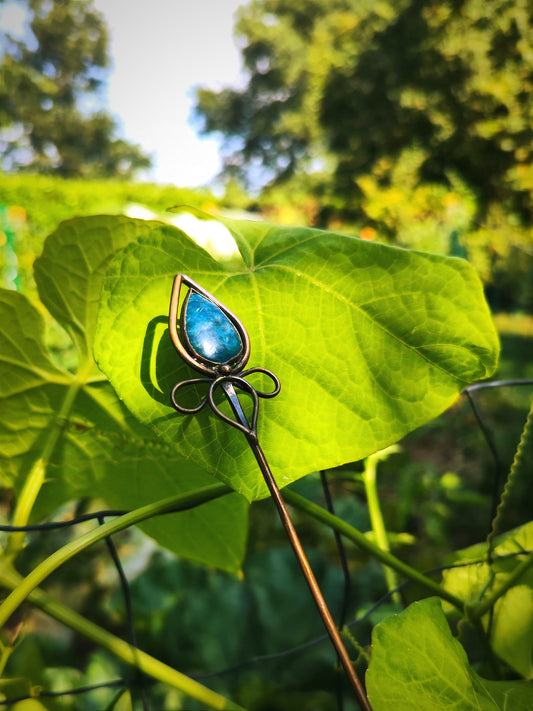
168;274;251;376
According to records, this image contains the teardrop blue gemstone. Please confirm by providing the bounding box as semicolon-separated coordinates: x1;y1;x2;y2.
184;292;243;364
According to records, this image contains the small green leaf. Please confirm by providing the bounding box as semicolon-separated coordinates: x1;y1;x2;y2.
0;215;247;571
95;211;499;500
442;521;533;678
366;597;533;710
491;586;533;679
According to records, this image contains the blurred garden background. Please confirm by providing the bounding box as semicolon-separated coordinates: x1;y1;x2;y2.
0;0;532;709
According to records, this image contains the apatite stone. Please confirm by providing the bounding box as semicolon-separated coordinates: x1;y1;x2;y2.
184;292;242;364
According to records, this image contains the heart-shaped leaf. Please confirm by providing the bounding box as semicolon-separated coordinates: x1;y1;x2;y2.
367;597;533;710
0;216;247;572
94;210;499;501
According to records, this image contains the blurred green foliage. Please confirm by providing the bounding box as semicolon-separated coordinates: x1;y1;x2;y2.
197;0;533;216
0;171;218;293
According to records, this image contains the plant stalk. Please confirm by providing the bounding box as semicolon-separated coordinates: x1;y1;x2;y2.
362;453;401;603
6;379;83;556
283;488;465;615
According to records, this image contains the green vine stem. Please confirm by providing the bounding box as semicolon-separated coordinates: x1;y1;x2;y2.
488;399;533;549
0;563;244;710
6;379;82;556
362;448;401;602
0;485;231;629
6;457;46;556
283;488;465;614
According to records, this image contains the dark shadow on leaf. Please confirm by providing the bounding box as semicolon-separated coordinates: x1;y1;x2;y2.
141;315;214;418
141;315;181;405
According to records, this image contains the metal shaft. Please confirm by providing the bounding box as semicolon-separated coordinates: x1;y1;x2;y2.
221;382;372;711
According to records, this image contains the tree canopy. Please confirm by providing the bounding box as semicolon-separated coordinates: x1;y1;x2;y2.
0;0;151;178
195;0;533;223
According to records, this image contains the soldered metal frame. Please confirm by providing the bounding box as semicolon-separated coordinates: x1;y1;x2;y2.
168;274;251;377
167;274;371;708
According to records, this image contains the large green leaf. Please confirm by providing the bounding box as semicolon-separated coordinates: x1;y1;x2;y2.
0;216;247;572
366;597;533;710
442;521;533;679
95;211;499;501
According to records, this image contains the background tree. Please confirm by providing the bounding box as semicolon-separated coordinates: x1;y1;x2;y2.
0;0;151;177
195;0;533;224
195;0;348;190
321;0;533;220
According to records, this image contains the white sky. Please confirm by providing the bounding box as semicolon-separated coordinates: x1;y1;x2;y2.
92;0;244;187
0;0;245;187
